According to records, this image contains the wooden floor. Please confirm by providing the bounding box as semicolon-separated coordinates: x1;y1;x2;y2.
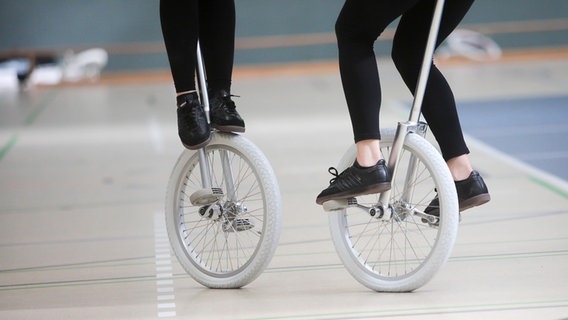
1;54;568;319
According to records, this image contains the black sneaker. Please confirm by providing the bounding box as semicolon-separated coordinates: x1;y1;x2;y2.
209;89;245;133
424;170;490;217
316;159;391;205
177;93;211;149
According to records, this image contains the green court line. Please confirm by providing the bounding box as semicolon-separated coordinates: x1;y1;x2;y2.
24;89;57;126
529;176;568;199
0;90;57;162
0;133;18;162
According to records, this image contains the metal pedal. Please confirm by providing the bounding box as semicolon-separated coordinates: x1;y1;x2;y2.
421;214;440;226
323;198;357;212
223;218;254;232
421;212;462;227
190;188;224;206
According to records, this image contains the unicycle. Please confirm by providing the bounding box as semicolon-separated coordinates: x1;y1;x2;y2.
324;0;459;292
165;43;281;289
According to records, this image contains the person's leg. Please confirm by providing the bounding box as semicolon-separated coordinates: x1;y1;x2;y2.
160;0;198;94
392;0;474;179
317;0;418;205
335;0;419;167
198;0;245;133
392;0;489;213
160;0;210;149
198;0;235;92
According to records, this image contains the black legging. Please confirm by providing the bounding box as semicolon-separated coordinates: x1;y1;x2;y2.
336;0;474;161
160;0;235;93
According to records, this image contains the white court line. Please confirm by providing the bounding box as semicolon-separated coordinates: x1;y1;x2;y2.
157;266;172;272
157;273;174;278
148;116;166;154
158;311;177;318
154;212;177;318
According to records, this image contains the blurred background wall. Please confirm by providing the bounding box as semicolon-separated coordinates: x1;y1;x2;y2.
1;0;567;73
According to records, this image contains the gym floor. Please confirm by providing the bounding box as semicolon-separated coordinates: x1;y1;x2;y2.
1;52;568;319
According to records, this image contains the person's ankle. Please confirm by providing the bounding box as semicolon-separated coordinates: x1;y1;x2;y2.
447;155;473;181
452;169;472;181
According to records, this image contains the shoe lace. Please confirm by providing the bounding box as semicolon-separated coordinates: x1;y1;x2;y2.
222;94;239;111
328;167;344;184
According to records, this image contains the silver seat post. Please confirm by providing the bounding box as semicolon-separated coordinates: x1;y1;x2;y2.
196;42;212;189
408;0;445;123
196;42;211;123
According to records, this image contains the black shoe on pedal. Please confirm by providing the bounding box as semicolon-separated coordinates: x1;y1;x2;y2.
209;89;245;133
424;170;491;217
177;93;211;149
316;159;391;205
